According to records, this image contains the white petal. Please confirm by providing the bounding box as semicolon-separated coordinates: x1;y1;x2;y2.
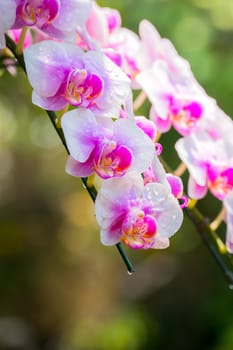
151;236;170;249
156;196;183;237
188;175;207;199
113;118;154;173
61;108;97;162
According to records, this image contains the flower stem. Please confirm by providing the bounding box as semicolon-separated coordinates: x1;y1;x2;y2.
116;243;134;274
173;161;187;177
16;27;28;54
5;33;135;274
133;91;147;111
184;206;233;284
56;105;69;128
209;207;226;232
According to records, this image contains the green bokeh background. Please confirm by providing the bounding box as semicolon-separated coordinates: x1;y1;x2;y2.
0;0;233;349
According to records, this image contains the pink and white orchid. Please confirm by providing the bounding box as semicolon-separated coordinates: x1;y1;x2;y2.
78;1;141;85
137;60;212;135
84;1;121;47
13;0;92;41
61;108;155;179
24;40;131;117
95;171;183;249
176;130;233;200
137;19;191;76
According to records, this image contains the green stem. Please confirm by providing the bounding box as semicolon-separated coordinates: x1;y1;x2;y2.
185;207;233;285
116;243;134;274
16;26;28;54
5;33;134;274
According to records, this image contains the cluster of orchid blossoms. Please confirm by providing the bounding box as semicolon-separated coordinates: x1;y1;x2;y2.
1;0;233;261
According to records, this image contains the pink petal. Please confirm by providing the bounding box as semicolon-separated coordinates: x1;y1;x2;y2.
66;155;93;178
24;41;69;97
166;174;183;198
113;118;154;173
188;176;208;199
32;91;67;111
24;41;84;101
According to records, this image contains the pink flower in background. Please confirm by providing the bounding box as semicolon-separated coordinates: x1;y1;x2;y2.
137;19;191;76
166;174;188;208
13;0;92;41
176;130;233;200
78;1;141;84
199;104;233;141
61;108;155;179
84;1;121;47
105;28;141;83
0;0;16;48
24;40;131;116
224;191;233;254
8;28;32;48
137;60;211;135
134;116;157;142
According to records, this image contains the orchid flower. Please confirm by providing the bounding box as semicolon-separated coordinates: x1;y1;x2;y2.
12;0;92;41
24;40;131;117
84;0;121;47
61;108;155;179
137;19;191;76
77;1;141;85
176;130;233;200
95;171;183;249
137;60;213;135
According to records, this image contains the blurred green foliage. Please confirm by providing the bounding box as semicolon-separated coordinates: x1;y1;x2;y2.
0;0;233;349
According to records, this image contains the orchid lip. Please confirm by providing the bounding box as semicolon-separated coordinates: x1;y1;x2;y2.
19;0;60;27
64;69;104;107
208;169;233;200
93;142;133;179
170;99;203;135
121;208;157;249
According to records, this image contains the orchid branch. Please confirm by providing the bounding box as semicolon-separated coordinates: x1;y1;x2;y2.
5;33;134;274
160;156;233;285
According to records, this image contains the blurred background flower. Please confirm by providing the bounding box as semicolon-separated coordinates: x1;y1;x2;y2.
0;0;233;349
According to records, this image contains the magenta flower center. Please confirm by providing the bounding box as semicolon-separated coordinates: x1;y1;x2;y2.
18;0;60;27
169;98;203;135
64;69;104;107
121;207;157;249
93;141;133;179
124;55;140;80
208;167;233;200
